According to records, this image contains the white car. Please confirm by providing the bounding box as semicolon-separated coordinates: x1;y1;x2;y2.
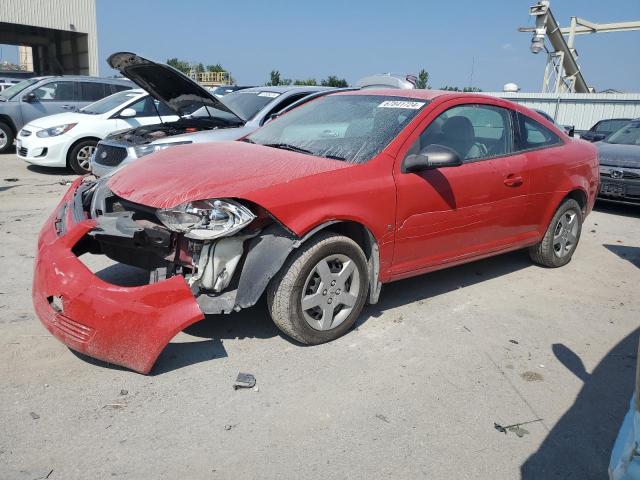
16;89;178;174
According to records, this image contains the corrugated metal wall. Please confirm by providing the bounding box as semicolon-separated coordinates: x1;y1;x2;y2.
0;0;98;75
485;92;640;131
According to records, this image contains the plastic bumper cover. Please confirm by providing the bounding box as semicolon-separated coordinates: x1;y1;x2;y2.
32;180;205;373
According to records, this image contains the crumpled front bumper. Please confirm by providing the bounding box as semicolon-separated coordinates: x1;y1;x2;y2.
32;179;204;373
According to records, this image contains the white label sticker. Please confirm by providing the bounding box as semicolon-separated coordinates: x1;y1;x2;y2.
258;92;280;98
378;100;425;109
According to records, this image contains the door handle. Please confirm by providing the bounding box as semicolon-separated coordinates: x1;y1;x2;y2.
504;174;523;187
61;105;75;110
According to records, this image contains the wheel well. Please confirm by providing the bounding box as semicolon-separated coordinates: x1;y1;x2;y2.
66;137;100;166
565;189;587;214
322;221;374;259
0;115;17;134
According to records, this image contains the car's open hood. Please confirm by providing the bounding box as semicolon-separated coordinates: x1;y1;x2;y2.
107;52;243;124
108;141;352;209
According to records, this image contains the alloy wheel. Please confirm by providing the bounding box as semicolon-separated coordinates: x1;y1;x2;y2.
553;209;579;258
301;253;361;331
76;145;96;171
0;129;7;150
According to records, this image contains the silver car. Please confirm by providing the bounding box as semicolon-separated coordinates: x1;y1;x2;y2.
90;53;330;177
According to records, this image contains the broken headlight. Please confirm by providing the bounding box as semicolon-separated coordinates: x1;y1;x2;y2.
156;199;255;240
133;141;192;159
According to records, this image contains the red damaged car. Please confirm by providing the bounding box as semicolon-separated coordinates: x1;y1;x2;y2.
33;89;599;373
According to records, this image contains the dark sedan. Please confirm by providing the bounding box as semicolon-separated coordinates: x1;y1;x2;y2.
597;119;640;205
582;118;632;143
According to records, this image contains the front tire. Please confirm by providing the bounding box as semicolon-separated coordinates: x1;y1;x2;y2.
0;121;15;153
529;198;583;267
68;139;97;174
267;232;369;344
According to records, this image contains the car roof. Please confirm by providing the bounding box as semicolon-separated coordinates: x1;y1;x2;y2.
241;85;333;94
331;88;476;101
32;75;131;84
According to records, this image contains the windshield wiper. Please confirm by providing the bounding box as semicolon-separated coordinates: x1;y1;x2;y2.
263;143;313;155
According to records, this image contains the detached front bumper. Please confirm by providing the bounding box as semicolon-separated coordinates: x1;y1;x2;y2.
33;179;204;373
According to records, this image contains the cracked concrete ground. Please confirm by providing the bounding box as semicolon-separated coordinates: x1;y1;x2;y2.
0;152;638;479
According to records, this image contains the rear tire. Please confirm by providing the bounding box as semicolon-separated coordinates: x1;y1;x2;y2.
267;232;369;345
68;139;97;174
529;198;583;267
0;121;15;154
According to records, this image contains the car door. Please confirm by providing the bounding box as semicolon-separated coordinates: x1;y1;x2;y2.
20;80;78;125
391;99;533;276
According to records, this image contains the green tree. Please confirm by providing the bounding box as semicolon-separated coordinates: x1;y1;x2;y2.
320;75;348;87
166;57;191;75
463;86;483;92
293;78;318;86
207;63;225;73
415;69;430;89
266;70;291;86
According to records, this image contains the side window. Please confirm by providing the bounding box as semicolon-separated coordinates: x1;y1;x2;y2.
31;81;75;101
80;82;107;101
411;104;511;161
123;96;170;117
261;93;309;124
113;84;132;93
517;113;561;150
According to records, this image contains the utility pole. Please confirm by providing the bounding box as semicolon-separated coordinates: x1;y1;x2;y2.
519;1;640;93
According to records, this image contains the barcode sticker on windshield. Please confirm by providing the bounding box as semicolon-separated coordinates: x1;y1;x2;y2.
258;92;280;98
378;100;425;109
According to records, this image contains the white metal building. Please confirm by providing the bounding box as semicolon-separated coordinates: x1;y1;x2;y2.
485;92;640;132
0;0;98;76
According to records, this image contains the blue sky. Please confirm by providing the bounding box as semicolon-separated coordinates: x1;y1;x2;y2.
3;1;640;92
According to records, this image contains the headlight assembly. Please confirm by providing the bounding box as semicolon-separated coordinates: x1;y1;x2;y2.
133;141;192;159
156;199;255;240
36;123;77;138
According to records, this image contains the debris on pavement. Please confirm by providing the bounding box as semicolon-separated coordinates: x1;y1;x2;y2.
509;339;519;345
29;411;40;420
224;424;236;431
494;418;542;437
120;389;128;396
233;372;256;390
375;414;390;423
521;371;544;382
3;178;19;182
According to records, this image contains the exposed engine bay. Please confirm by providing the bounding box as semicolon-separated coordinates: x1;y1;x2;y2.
105;115;242;146
68;178;295;315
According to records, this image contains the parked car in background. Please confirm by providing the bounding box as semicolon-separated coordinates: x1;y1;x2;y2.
0;77;21;91
608;340;640;479
355;73;417;89
90;52;331;177
34;89;598;373
17;89;179;174
533;109;575;137
209;85;254;97
0;75;132;153
597;118;640;205
581;118;632;143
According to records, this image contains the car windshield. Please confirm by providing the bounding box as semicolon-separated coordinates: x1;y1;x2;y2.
0;78;40;100
80;91;142;115
605;120;640;146
246;94;428;163
221;90;282;121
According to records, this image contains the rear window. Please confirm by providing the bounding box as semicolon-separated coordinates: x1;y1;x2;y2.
221;90;282;121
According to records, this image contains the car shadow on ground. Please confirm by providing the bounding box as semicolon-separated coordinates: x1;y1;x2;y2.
521;328;639;479
76;249;536;374
594;200;640;219
360;249;532;324
26;164;76;176
603;244;640;269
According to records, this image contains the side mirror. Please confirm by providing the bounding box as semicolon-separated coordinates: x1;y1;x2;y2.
22;92;36;103
119;108;137;118
402;144;462;173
